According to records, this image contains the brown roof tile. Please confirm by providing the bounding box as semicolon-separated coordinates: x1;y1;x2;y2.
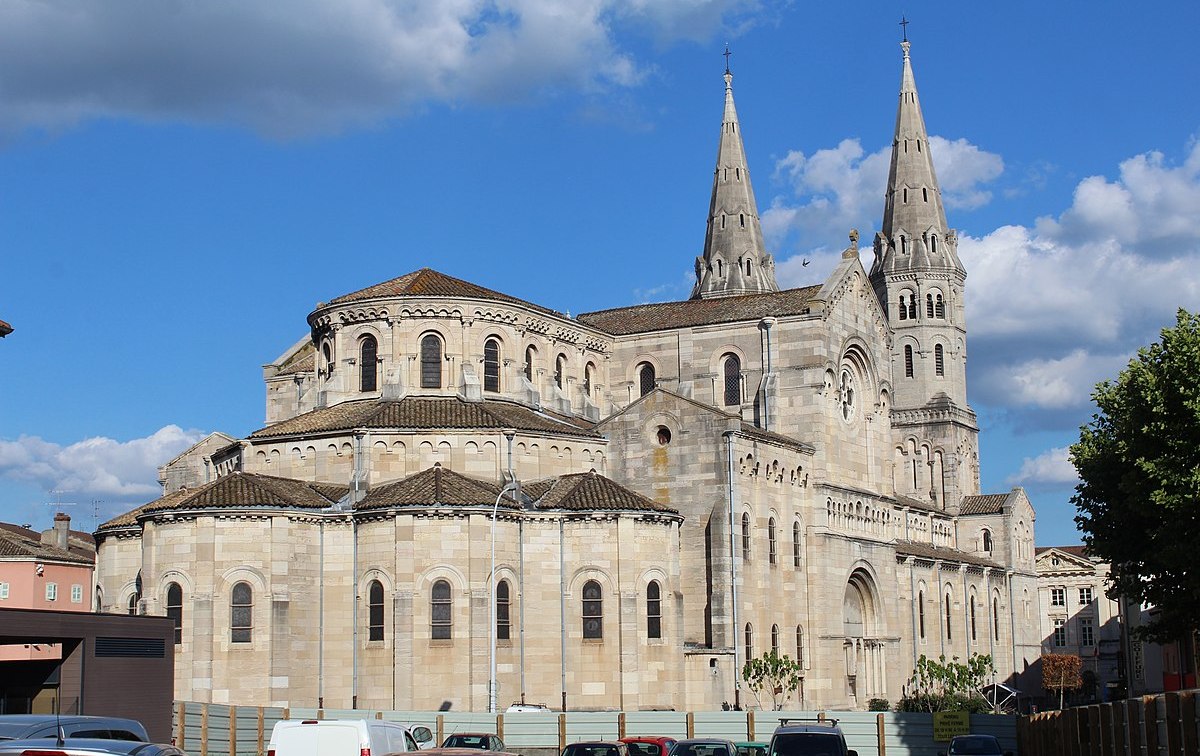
276;348;315;376
738;423;814;451
328;268;560;317
960;494;1010;515
895;494;943;513
576;286;821;336
532;470;678;514
249;396;601;440
0;528;93;564
358;464;512;510
895;540;1002;568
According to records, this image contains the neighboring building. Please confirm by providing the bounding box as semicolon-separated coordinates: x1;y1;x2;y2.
95;40;1042;712
158;431;238;493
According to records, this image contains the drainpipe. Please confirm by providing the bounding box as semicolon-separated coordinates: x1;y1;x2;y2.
908;558;918;670
759;318;776;431
723;429;740;708
318;515;325;708
1007;570;1017;687
560;517;567;712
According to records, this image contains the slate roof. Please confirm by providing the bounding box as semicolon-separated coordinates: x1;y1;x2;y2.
894;540;1002;569
0;526;93;564
327;268;561;317
249;396;601;439
576;286;821;336
960;494;1010;515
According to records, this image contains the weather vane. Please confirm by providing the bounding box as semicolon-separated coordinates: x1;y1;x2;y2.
899;16;909;42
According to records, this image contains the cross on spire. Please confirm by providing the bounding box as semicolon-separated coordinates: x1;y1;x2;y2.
899;16;909;42
723;44;732;74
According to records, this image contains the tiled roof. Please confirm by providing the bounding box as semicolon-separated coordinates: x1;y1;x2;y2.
276;348;315;376
894;540;1003;569
0;527;93;564
738;423;814;452
249;396;601;439
0;318;11;337
960;494;1010;515
532;470;677;514
576;286;821;336
327;268;560;317
359;465;513;510
1036;545;1090;558
895;494;943;513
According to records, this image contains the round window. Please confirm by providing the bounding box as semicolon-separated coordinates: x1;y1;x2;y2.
656;426;672;445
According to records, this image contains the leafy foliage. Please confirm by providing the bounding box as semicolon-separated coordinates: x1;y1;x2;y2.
867;698;891;711
741;651;803;710
1072;309;1200;642
1041;653;1082;709
898;653;995;712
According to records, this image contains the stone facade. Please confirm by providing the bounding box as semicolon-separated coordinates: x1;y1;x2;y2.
95;40;1042;712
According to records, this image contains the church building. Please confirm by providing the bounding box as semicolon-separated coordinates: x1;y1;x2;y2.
95;39;1042;712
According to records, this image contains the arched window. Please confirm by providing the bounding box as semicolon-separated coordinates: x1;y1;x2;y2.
744;623;754;662
904;345;914;378
741;513;751;560
898;294;909;320
322;341;334;377
230;582;252;643
524;346;536;382
927;293;935;319
584;362;595;398
993;597;1001;641
431;579;452;639
944;593;953;640
771;624;780;656
723;354;741;406
166;583;183;644
420;334;442;389
359;335;378;392
555;354;566;389
792;521;802;567
496;579;511;641
923;187;928;202
739;213;746;229
795;625;804;667
903;187;908;203
982;529;993;552
646;581;662;639
367;580;385;641
918;590;925;640
638;363;656;397
716;259;723;276
582;580;603;639
768;517;777;565
935;344;945;377
900;236;908;255
483;338;501;393
744;258;751;275
970;596;977;641
936;293;945;318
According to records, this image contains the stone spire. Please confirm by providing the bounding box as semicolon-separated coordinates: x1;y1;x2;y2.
691;55;778;300
871;39;963;277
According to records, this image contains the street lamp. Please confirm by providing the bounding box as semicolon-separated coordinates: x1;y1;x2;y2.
489;479;521;713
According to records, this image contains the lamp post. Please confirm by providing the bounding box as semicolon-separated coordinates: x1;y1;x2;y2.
490;480;520;713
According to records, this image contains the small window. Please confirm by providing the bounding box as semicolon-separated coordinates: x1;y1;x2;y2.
1079;587;1093;605
982;529;993;552
582;580;603;639
555;354;567;389
166;583;183;644
368;580;385;642
638;363;656;397
903;187;908;203
944;594;952;640
768;517;777;565
45;582;57;601
771;624;780;656
360;335;378;392
432;579;452;640
231;582;252;643
71;584;83;603
993;597;1001;641
907;295;917;319
484;338;501;393
1080;617;1094;647
739;213;745;229
792;521;802;567
722;354;741;406
420;334;442;389
720;214;726;230
904;345;914;378
936;293;945;318
128;593;138;615
0;582;9;600
741;513;751;561
898;294;909;321
646;581;662;639
926;293;935;319
322;341;334;377
918;591;925;640
935;344;944;377
497;579;511;641
744;623;754;662
1053;618;1066;646
970;596;977;641
584;362;595;397
524;345;536;382
795;625;804;667
1051;587;1065;607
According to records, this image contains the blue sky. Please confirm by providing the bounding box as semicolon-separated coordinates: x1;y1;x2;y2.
1;1;1198;547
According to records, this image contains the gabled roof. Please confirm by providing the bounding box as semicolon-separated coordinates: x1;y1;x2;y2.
163;431;238;468
577;286;820;336
326;268;560;317
895;539;1002;569
1036;545;1091;559
0;526;92;565
960;494;1010;515
249;396;601;440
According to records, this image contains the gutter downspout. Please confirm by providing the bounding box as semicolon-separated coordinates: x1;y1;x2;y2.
319;516;324;708
724;429;740;708
759;318;776;431
560;517;567;712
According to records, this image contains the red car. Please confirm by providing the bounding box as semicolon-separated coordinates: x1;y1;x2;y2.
621;737;677;756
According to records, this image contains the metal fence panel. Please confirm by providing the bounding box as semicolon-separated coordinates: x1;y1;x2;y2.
623;712;689;739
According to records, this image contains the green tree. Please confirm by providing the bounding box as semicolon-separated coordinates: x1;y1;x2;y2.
742;651;803;710
1041;653;1082;710
1072;309;1200;642
899;653;995;713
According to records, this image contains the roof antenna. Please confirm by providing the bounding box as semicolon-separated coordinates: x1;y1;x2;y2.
899;15;910;42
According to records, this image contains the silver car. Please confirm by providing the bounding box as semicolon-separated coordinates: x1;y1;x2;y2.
0;717;148;743
0;738;186;756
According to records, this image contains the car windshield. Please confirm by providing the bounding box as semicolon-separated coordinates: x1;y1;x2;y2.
738;747;766;756
444;736;489;749
626;744;660;756
770;733;843;756
948;736;1001;755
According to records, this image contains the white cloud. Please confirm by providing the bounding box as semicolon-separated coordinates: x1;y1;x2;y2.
0;425;206;502
0;0;765;137
1006;447;1078;487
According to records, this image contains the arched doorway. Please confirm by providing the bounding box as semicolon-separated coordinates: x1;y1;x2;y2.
843;568;886;706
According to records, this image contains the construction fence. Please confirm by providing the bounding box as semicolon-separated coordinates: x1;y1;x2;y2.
1017;688;1200;756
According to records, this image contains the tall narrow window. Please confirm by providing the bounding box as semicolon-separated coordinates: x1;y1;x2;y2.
231;582;252;643
1053;618;1066;646
935;344;945;377
555;354;566;389
524;346;536;382
993;597;1001;641
982;530;993;552
420;334;442;389
646;581;662;639
898;294;909;320
744;623;754;662
795;626;804;667
431;579;452;640
768;518;777;565
792;521;802;567
322;341;334;377
944;594;953;640
360;335;378;392
903;187;908;203
723;354;741;406
927;293;935;319
584;362;595;397
166;583;183;645
918;591;925;640
496;579;511;641
368;580;385;641
771;624;780;656
744;259;751;276
128;593;138;615
638;363;656;397
970;596;977;641
936;294;945;318
904;345;914;378
582;580;603;639
922;187;928;202
739;213;745;229
741;513;751;560
483;338;501;393
907;293;917;319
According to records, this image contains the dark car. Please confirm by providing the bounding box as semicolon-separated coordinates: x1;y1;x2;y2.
734;743;766;756
441;736;505;752
562;741;628;756
0;718;149;743
0;738;184;756
668;739;736;756
767;721;856;756
621;737;675;756
940;735;1011;756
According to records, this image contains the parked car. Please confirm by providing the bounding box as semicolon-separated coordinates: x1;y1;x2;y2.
734;742;766;756
440;735;504;751
419;749;519;756
766;720;856;756
405;726;435;750
268;719;418;756
505;703;552;714
620;736;675;756
561;742;628;756
940;735;1010;756
0;738;184;756
668;739;736;756
0;717;149;743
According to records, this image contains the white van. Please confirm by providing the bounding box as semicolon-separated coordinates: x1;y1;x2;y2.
268;719;418;756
